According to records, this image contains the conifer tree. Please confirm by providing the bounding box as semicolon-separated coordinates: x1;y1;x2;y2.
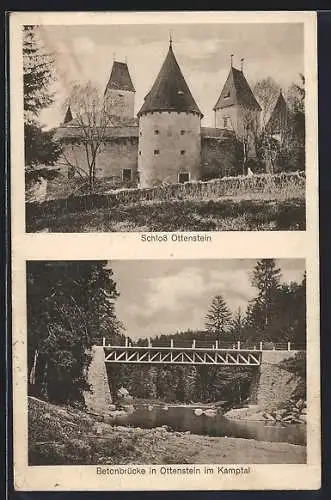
23;25;62;173
205;295;232;336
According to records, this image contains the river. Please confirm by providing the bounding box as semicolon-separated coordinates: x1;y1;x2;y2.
112;404;306;446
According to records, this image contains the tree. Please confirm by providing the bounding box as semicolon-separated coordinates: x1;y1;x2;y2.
27;261;122;404
23;25;62;176
248;259;281;332
230;307;246;340
60;82;114;192
254;77;280;130
205;295;232;336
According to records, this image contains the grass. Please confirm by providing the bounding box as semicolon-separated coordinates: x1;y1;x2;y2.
27;197;305;232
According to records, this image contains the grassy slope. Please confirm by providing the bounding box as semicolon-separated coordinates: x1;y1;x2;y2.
27;197;305;232
28;397;306;465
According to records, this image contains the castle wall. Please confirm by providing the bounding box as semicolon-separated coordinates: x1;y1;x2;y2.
60;137;138;186
105;88;135;120
201;136;239;180
138;111;201;188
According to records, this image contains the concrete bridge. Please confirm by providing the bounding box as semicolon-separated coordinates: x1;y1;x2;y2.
84;339;305;414
100;338;302;367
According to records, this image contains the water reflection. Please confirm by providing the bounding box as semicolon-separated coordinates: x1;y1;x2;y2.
112;405;306;446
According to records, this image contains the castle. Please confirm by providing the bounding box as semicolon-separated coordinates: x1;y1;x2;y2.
55;40;285;189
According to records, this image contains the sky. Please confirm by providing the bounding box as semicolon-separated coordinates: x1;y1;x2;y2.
37;23;304;129
109;259;305;339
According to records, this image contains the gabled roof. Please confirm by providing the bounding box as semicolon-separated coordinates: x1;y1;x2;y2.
266;91;290;133
214;66;261;111
105;61;135;93
63;105;73;124
138;43;202;117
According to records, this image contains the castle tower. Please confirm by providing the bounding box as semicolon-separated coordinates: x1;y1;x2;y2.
104;60;135;122
266;90;290;142
213;58;261;139
137;39;203;188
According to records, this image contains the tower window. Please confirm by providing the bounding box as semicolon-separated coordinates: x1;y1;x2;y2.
122;169;132;182
178;172;190;183
180;130;185;135
139;131;142;136
154;149;160;155
180;150;186;155
139;151;142;155
154;129;159;135
223;117;230;128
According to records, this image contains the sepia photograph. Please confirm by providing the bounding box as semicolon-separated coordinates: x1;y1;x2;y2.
23;21;307;232
27;259;307;466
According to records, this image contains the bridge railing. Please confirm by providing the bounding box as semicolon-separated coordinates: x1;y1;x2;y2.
98;337;305;352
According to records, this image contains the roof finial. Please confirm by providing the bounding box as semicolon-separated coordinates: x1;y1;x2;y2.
169;31;173;48
240;58;244;72
125;55;128;64
230;54;234;67
112;52;115;62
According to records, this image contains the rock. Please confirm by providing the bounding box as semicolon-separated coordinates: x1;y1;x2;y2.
204;409;217;417
109;410;127;418
194;408;204;416
147;405;153;412
184;430;191;434
299;414;307;423
108;404;117;411
119;404;135;414
301;408;307;415
162;405;169;411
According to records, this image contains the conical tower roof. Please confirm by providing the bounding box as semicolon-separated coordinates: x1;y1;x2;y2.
214;66;261;111
138;42;202;117
105;61;135;93
266;91;289;132
63;105;73;124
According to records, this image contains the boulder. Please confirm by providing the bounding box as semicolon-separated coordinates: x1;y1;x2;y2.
194;408;204;416
204;409;217;417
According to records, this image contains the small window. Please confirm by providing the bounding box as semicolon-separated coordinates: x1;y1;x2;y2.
223;117;230;128
139;131;142;136
122;169;132;182
180;130;185;135
139;151;142;155
180;150;186;155
178;172;190;183
224;91;230;99
154;129;159;135
154;149;160;155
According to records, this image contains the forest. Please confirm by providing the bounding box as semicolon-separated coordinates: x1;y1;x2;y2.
27;259;306;408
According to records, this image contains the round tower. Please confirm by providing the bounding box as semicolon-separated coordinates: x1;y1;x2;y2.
137;40;203;188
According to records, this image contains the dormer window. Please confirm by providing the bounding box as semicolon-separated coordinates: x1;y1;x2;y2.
224;91;230;99
177;90;184;95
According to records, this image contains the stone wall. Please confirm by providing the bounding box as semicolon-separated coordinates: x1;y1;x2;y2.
60;137;138;185
201;136;239;179
250;351;302;410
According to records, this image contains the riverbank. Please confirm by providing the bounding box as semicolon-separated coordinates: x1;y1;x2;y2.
28;397;306;465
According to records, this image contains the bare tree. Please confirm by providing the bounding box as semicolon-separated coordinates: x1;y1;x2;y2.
253;77;280;130
60;81;114;192
237;105;260;174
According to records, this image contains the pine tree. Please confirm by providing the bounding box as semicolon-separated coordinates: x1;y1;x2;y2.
230;307;246;340
250;259;281;329
205;295;232;336
23;25;62;173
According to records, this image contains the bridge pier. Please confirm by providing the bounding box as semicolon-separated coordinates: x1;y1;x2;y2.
84;345;113;414
250;350;301;409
